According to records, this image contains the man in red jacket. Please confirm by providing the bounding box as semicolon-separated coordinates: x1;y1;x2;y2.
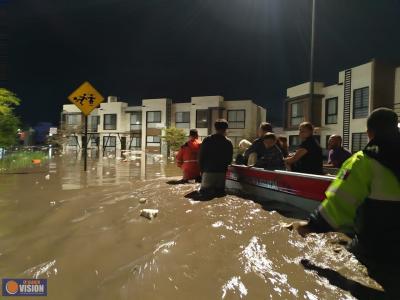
176;129;202;183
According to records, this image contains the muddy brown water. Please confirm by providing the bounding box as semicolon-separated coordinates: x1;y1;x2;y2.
0;155;383;299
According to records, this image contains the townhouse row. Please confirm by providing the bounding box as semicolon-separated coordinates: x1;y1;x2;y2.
61;96;267;156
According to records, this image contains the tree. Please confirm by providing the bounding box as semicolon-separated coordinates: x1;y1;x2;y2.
0;88;21;115
163;127;187;154
0;89;21;148
0;113;20;147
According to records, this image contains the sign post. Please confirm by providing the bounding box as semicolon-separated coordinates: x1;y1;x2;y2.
68;82;104;172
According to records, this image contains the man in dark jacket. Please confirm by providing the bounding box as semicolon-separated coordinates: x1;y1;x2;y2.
198;119;233;197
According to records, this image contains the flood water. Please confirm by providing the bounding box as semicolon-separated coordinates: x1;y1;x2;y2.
0;154;384;299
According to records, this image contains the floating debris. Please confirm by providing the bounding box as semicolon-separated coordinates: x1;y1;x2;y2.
140;209;159;220
45;174;50;180
139;198;147;204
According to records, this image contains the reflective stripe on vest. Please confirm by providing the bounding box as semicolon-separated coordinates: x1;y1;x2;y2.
320;151;400;231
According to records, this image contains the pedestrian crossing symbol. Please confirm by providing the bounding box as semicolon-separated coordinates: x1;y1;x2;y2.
68;81;104;116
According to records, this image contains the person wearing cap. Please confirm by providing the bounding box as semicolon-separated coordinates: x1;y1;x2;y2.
290;108;400;296
175;129;202;183
198;119;233;197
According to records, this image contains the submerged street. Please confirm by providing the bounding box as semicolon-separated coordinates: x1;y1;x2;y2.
0;155;382;299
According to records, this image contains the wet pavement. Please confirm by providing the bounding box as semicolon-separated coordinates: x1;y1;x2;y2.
0;154;384;299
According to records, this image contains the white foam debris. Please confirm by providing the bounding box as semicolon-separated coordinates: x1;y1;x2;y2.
212;221;224;228
221;276;248;299
50;201;56;206
140;209;159;220
139;198;147;204
45;174;50;180
105;171;110;175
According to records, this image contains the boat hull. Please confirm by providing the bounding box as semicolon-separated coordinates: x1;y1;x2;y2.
226;165;333;213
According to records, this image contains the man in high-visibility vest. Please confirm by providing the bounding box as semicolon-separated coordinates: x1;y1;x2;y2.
175;129;201;183
291;108;400;296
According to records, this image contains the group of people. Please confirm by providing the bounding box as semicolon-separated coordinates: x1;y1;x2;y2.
175;118;354;197
236;121;352;175
175;119;233;198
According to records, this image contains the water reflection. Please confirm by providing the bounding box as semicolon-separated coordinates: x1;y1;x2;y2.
56;152;180;190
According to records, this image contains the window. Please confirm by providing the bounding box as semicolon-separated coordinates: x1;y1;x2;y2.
147;111;161;128
290;102;304;127
289;135;301;151
90;134;100;147
196;109;208;128
325;97;338;124
147;111;161;122
104;114;117;130
67;136;79;146
352;133;368;152
326;135;331;148
130;112;142;130
353;87;369;119
90;116;100;132
103;136;116;147
65;114;81;126
227;110;245;129
146;135;161;147
130;136;141;148
175;112;190;128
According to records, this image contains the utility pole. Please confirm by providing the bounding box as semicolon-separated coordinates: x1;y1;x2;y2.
309;0;316;123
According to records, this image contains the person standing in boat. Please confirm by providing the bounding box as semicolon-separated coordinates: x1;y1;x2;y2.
324;135;352;169
291;108;400;298
175;129;202;183
284;122;323;175
198;119;233;197
251;133;285;170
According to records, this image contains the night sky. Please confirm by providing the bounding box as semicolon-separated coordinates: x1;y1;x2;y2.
5;0;400;126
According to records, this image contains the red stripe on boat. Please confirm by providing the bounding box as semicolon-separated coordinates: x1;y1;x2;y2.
226;165;333;202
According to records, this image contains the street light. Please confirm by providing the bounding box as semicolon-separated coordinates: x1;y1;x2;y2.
309;0;316;122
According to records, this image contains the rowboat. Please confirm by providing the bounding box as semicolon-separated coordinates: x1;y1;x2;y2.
225;165;334;212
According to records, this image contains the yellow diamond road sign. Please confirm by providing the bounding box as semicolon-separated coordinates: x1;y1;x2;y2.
68;81;104;116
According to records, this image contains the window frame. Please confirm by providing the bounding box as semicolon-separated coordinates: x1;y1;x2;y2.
290;102;304;127
103;136;117;148
146;135;161;147
130;136;141;148
130;111;142;130
289;135;301;151
227;109;246;129
196;109;209;128
175;111;190;128
103;114;117;130
353;87;369;119
325;97;338;125
351;132;368;152
146;111;161;123
65;113;81;126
